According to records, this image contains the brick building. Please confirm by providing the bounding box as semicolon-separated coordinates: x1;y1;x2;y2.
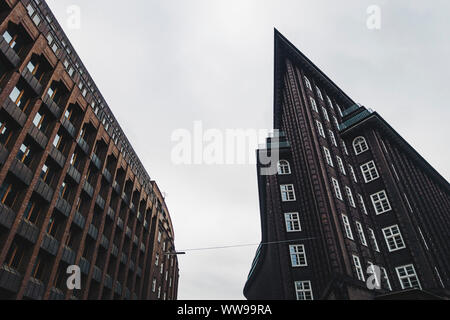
0;0;179;300
244;30;450;300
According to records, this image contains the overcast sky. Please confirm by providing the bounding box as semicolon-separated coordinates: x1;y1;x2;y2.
46;0;450;299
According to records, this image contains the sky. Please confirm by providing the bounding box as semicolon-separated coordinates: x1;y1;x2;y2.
46;0;450;299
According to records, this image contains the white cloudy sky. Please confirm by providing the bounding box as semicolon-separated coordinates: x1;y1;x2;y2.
46;0;450;299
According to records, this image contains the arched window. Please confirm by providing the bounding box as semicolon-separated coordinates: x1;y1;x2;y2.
353;136;369;155
278;160;291;175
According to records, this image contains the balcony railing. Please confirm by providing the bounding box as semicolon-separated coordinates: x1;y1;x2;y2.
106;206;115;220
95;195;105;210
88;224;98;240
91;153;102;170
0;143;8;165
9;158;33;185
102;168;112;183
16;219;39;244
92;266;102;283
121;192;129;205
55;197;71;218
0;202;16;229
79;257;90;275
28;125;48;149
34;179;54;203
0;264;22;294
67;165;81;184
111;244;119;257
49;287;65;300
100;234;109;249
77;136;90;154
21;67;43;95
23;277;45;300
61;117;76;138
49;146;66;168
40;233;59;256
61;246;76;265
0;36;20;67
73;211;86;230
112;181;121;194
2;99;27;127
83;180;94;198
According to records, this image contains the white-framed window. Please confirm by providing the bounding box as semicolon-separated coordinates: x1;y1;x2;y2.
342;214;354;240
329;130;337;146
360;160;379;183
395;264;421;290
381;267;392;291
152;278;156;292
295;281;313;300
368;228;380;252
357;194;368;215
345;186;356;207
157;286;161;299
316;120;325;138
316;86;323;100
382;225;406;252
323;147;334;167
277;160;291;175
353;255;365;281
310;97;318;112
333;116;339;129
336;156;346;175
280;184;296;202
322;107;330;122
285;212;301;232
155;253;159;266
336;104;343;117
304;76;312;90
370;190;392;215
349;165;358;183
355;221;367;246
353;136;369;155
289;244;307;267
327;96;334;110
332;178;343;200
341;141;349;155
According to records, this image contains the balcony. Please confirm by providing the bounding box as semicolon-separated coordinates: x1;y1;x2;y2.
92;265;102;283
67;165;81;184
129;202;136;214
0;143;8;165
0;202;16;229
129;260;135;272
0;36;20;67
102;168;112;184
90;153;101;170
114;281;122;295
61;117;76;138
143;220;148;230
112;181;121;194
49;287;65;300
9;158;33;185
49;146;66;168
120;252;127;265
111;244;119;257
23;277;45;300
40;233;59;256
106;206;115;220
79;257;90;275
95;195;105;210
76;136;89;154
0;265;22;294
116;217;124;230
140;243;145;253
87;224;98;240
42;95;61;119
28;125;48;150
136;266;142;278
100;234;109;249
82;180;94;198
133;235;138;245
72;211;86;230
16;219;39;243
121;192;129;205
34;178;54;203
125;226;131;238
104;274;113;289
21;67;43;95
61;245;76;265
55;197;71;218
2;99;27;127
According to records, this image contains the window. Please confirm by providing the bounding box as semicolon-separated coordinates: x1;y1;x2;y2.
304;76;312;90
370;190;392;215
336;156;346;175
316;120;325;138
382;225;406;252
332;178;343;200
155;253;159;266
26;4;35;16
323;147;334;167
157;286;161;299
277;160;291;175
333;116;339;129
157;231;162;242
322;107;329;122
9;84;32;111
353;255;365;281
327;96;334;110
357;194;368;215
328;130;337;146
23;201;41;224
32;14;41;26
360;161;379;183
310;97;318;112
349;165;357;183
336;104;343;117
395;264;421;290
342;214;353;240
16;143;31;164
353;136;369;155
152;278;156;292
368;228;380;252
53;133;61;148
341;141;349;155
316;86;323;100
280;184;296;202
381;267;392;291
289;244;307;267
295;281;313;300
345;186;356;207
285;213;301;232
355;222;367;246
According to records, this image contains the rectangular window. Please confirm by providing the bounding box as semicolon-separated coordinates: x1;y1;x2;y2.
381;267;392;291
345;186;356;207
323;147;334;167
360;160;379;183
333;116;339;129
316;86;323;100
353;255;365;281
322;107;330;122
329;130;337;146
342;214;353;240
395;264;421;290
336;156;346;175
332;178;343;200
368;228;380;252
316;121;325;138
295;281;313;300
289;244;307;267
285;213;301;232
342;141;349;155
310;97;318;112
327;96;334;110
304;76;312;90
349;165;357;183
357;194;368;214
280;184;296;202
370;190;392;215
382;225;406;252
355;221;367;246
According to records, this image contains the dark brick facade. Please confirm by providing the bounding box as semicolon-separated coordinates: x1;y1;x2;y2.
244;30;449;300
0;0;178;300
